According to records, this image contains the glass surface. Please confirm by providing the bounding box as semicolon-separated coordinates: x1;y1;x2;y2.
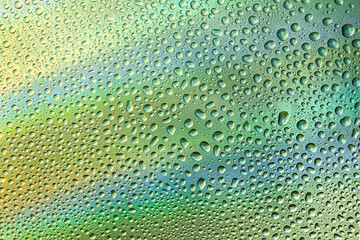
0;0;359;239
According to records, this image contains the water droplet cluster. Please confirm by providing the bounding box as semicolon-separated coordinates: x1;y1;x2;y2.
0;0;359;239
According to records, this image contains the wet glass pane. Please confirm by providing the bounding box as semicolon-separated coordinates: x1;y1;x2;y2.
0;0;359;239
